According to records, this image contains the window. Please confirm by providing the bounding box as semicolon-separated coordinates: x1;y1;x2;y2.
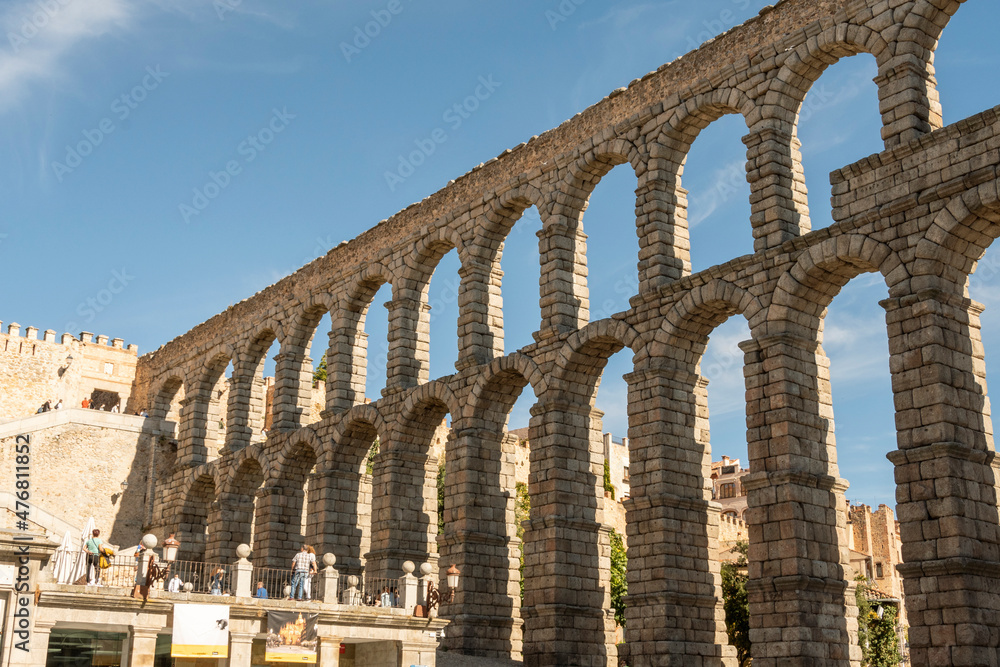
46;629;126;666
876;562;884;578
724;511;738;519
104;362;114;375
622;466;629;482
720;483;736;499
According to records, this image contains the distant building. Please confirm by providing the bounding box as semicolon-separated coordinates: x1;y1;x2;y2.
711;455;749;522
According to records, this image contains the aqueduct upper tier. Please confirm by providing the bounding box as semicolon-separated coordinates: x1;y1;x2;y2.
130;1;1000;665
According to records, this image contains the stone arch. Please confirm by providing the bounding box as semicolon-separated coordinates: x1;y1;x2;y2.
556;137;646;223
551;318;644;399
654;87;757;149
649;279;762;365
150;368;186;424
922;179;1000;289
464;352;548;426
769;233;909;334
330;402;387;466
175;467;217;561
226;323;283;450
392;379;463;448
176;346;234;466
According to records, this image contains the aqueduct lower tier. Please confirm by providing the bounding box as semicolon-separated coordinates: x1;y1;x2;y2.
131;1;1000;665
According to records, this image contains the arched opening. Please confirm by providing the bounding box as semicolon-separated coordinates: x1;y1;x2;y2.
496;203;543;354
681;113;754;272
425;247;462;380
577;163;642;321
177;474;214;562
301;311;331;426
207;456;264;566
795;54;883;228
361;282;393;401
930;0;994;126
454;358;544;660
182;353;231;465
150;375;184;438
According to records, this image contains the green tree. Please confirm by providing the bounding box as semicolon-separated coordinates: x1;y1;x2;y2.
720;540;751;667
603;458;616;500
609;528;628;628
515;481;530;600
312;356;327;383
855;577;902;667
365;437;380;475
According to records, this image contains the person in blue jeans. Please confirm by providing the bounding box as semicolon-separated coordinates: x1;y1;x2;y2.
290;545;311;601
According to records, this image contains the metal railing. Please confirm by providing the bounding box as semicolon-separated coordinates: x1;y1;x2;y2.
251;566;317;600
337;575;402;608
49;552;231;594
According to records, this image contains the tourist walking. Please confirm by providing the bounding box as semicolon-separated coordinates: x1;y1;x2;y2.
85;529;103;585
289;545;311;601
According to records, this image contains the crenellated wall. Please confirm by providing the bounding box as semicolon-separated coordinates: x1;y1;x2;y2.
0;323;138;422
127;2;1000;666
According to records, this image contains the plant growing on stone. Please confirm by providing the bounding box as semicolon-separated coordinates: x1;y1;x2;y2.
721;540;750;667
609;528;627;628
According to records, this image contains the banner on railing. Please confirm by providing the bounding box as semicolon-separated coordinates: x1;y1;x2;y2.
171;604;229;658
265;610;319;663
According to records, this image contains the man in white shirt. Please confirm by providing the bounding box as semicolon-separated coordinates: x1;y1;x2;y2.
167;574;182;593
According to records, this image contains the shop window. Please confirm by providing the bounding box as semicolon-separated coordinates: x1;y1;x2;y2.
45;629;125;666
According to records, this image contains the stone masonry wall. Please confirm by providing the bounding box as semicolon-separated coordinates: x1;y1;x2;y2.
127;1;1000;666
0;324;138;422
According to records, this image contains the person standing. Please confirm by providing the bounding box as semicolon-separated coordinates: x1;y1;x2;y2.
209;568;224;595
255;581;269;599
81;397;90;409
303;545;317;601
290;545;311;601
54;399;62;410
85;529;103;585
167;574;182;593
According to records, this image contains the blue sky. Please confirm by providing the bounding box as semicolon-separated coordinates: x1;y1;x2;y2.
2;0;998;508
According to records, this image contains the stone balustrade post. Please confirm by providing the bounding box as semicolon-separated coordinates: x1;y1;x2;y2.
400;561;419;614
232;544;253;598
319;553;340;603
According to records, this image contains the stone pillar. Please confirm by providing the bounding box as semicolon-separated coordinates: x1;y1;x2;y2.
317;635;343;667
15;619;54;667
622;366;735;666
399;639;438;667
272;351;313;431
400;565;419;614
439;426;522;660
383;298;427;396
521;400;612;667
232;553;253;598
536;222;588;339
224;355;262;452
251;485;304;568
176;394;210;467
304;468;370;578
456;261;504;370
875;58;941;148
127;626;162;667
326;323;367;413
635;155;690;286
743;121;811;252
740;331;856;667
228;632;256;667
882;289;1000;667
367;448;439;579
319;559;340;603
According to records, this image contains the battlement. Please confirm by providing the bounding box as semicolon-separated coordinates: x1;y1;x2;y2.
0;317;139;422
0;321;138;354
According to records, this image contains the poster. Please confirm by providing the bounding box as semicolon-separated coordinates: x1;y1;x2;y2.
265;610;319;663
171;603;229;658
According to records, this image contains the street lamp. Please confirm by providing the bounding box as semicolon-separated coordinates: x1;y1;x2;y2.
423;564;460;618
163;533;180;562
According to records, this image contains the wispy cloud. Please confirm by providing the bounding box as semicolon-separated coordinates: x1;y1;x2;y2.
0;0;133;111
688;158;745;227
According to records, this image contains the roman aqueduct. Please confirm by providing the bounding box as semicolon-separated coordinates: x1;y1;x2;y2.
129;0;1000;665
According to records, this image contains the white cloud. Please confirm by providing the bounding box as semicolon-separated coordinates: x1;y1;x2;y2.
0;0;133;111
